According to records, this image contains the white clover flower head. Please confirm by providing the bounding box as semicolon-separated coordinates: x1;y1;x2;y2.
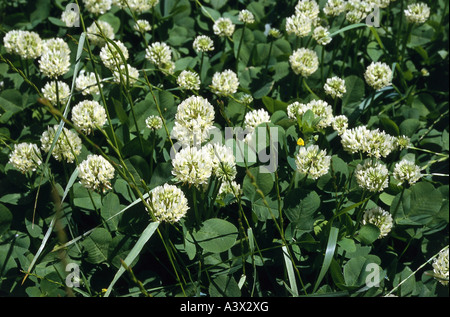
341;125;372;155
145;42;174;73
171;146;213;188
71;100;107;134
75;70;102;96
308;99;334;129
362;207;394;238
287;101;304;120
213;17;235;37
9;143;42;174
312;26;332;45
295;144;331;179
217;180;242;201
432;247;449;286
332;115;349;135
171;96;215;147
295;0;320;24
3;30;42;59
145;115;163;130
366;129;396;158
193;35;214;52
177;70;200;91
345;0;374;23
134;19;152;32
289;48;319;77
211;69;239;96
78;154;115;193
112;63;140;86
324;76;347;99
39;49;71;79
205;143;237;181
40;125;82;163
41;38;71;56
114;0;159;14
146;184;189;223
404;2;430;24
268;28;282;39
355;160;389;192
239;9;255;24
61;9;79;27
86;20;115;47
42;81;70;106
244;109;271;134
82;0;112;15
323;0;346;16
100;40;129;70
364;61;393;90
240;94;254;105
393;159;422;186
285;13;312;38
395;135;411;150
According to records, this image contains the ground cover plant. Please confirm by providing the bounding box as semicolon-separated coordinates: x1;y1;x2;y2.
0;0;448;298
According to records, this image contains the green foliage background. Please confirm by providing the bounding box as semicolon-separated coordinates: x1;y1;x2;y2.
0;0;448;297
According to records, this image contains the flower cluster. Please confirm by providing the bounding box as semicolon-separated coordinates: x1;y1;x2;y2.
100;40;129;71
364;61;392;90
41;81;70;106
432;247;449;286
404;2;430;24
177;70;201;91
86;20;115;47
341;126;396;159
171;146;213;189
211;69;239;96
213;17;235;37
3;30;42;59
40;125;82;163
355;160;389;192
71;100;107;135
362;207;394;239
8;143;42;174
146;183;189;223
145;115;163;131
289;48;319;77
145;42;175;74
193;35;214;52
75;70;102;96
393;159;422;186
78;154;115;192
295;144;331;179
287;99;334;129
38;38;71;78
324;76;346;99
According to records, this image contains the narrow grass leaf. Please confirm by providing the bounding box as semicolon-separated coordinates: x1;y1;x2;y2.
313;225;339;293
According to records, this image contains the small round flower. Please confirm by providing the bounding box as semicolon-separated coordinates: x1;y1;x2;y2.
145;42;174;73
355;160;389;192
213;17;235;37
146;184;189;223
39;40;72;79
217;180;242;201
99;40;129;70
324;76;346;99
86;20;115;47
364;61;393;90
332;115;349;135
432;247;449;286
287;100;333;129
395;135;411;150
404;2;430;24
145;115;163;130
211;69;239;96
41;38;71;56
40;125;82;163
134;19;152;33
238;9;255;24
112;63;140;86
115;0;159;14
345;0;374;23
9;142;42;174
82;0;112;15
78;154;115;193
3;30;42;59
268;28;282;39
205;143;237;181
71;100;107;134
193;35;214;52
239;94;254;105
295;0;320;24
244;109;271;134
365;129;396;159
285;13;312;38
171;96;215;147
171;146;213;188
75;70;102;96
323;0;346;16
177;70;200;91
61;9;79;27
295;144;331;179
362;207;393;238
312;26;332;45
41;81;70;106
341;126;371;155
393;159;422;186
289;48;319;77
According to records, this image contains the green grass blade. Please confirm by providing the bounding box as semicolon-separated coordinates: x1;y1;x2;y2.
104;221;160;297
282;245;298;297
313;225;339;293
330;23;367;38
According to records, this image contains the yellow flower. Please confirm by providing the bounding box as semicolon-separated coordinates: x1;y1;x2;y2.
297;138;305;146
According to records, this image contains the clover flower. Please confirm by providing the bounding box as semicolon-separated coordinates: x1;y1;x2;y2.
341;126;371;155
75;70;102;96
404;2;430;24
9;143;42;174
324;76;346;99
341;126;396;158
393;159;422;186
78;154;115;193
177;70;201;91
295;144;331;179
112;63;140;86
61;9;79;27
99;40;129;70
268;28;282;39
395;135;411;150
289;48;319;77
171;96;215;147
171;146;213;188
217;180;242;201
82;0;112;15
211;69;239;96
323;0;346;16
145;42;174;74
71;100;107;134
312;26;332;45
362;207;394;238
345;0;374;23
295;0;320;24
244;109;271;134
205;143;237;181
432;247;449;286
86;20;115;47
193;35;214;52
145;115;163;130
355;160;389;192
285;13;312;38
41;81;70;106
114;0;159;14
213;17;235;37
332;115;349;135
146;184;189;223
40;125;82;163
3;30;42;59
39;49;71;79
287;100;333;129
364;61;392;90
238;9;255;24
134;20;152;33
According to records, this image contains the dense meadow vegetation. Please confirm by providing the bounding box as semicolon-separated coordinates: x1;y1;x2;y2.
0;0;448;298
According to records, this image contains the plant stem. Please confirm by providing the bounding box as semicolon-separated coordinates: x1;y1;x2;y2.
236;23;246;71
